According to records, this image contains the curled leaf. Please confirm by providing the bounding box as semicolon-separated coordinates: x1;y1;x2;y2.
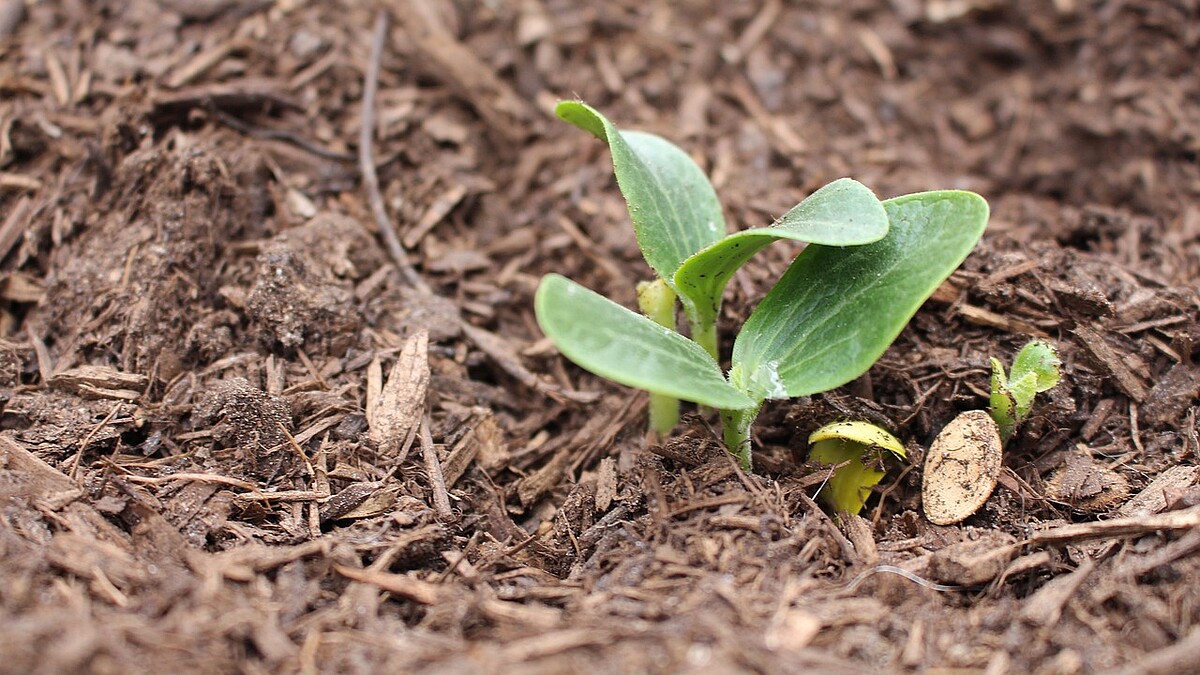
988;340;1061;442
988;357;1017;442
808;421;906;515
1011;340;1062;393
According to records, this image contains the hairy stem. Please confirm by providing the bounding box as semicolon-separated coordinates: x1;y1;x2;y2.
637;279;680;434
720;404;761;471
692;319;719;363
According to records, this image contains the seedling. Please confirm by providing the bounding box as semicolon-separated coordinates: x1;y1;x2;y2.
554;101;890;433
538;102;989;470
923;342;1060;524
988;340;1061;442
808;421;906;515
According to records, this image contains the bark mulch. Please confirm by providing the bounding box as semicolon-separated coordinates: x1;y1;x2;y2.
2;1;1199;672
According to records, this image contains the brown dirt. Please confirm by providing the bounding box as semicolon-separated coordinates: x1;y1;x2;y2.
2;1;1199;673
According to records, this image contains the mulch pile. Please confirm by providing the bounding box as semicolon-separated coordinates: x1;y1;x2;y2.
2;1;1199;672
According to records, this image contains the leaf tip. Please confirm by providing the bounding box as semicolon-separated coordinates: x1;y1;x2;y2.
554;100;607;140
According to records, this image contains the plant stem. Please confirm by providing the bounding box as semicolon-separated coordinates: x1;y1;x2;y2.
692;319;719;363
646;390;679;435
637;279;680;434
720;404;761;471
684;310;720;418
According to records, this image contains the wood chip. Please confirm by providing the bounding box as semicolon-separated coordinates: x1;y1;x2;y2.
440;412;498;486
927;534;1019;586
1027;504;1200;545
842;514;880;566
368;330;429;459
392;0;535;142
763;608;821;653
957;303;1043;335
922;410;1003;525
1140;363;1200;425
338;485;401;521
48;365;149;399
479;595;562;629
1044;448;1130;513
1104;627;1200;675
0;171;42;192
0;195;32;261
1117;465;1199;517
594;457;618;513
0;434;79;502
1019;558;1095;627
1073;325;1148;401
0;0;24;39
0;271;45;302
333;565;442;605
318;482;382;523
403;183;468;248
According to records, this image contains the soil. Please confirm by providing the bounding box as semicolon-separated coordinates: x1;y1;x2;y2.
2;1;1199;673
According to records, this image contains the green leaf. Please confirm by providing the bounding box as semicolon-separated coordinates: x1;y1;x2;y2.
673;178;889;339
989;357;1018;441
1010;340;1061;394
1008;367;1036;420
555;101;725;283
534;274;754;410
731;191;989;401
1008;371;1040;422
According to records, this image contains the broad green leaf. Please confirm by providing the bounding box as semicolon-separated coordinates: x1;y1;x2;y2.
1010;340;1061;393
674;178;889;336
731;191;989;401
534;274;754;410
555;101;725;283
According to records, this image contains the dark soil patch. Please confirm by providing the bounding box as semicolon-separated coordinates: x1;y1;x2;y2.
2;1;1199;672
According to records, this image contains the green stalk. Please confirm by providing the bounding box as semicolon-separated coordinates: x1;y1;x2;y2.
692;318;719;363
719;404;761;471
636;279;680;434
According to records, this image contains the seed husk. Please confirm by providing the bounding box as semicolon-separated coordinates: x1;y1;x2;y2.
922;410;1003;525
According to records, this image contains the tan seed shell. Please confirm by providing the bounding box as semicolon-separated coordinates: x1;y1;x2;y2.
922;410;1003;525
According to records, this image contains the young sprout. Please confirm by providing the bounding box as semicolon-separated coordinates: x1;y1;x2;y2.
808;421;907;515
988;340;1062;442
923;342;1060;524
555;101;889;432
537;102;990;470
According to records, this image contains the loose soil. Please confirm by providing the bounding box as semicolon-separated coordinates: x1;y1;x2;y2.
2;1;1199;673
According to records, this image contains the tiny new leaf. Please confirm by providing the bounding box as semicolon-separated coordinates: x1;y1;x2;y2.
731;191;990;402
1010;340;1062;395
989;358;1020;442
535;274;755;410
989;340;1061;442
